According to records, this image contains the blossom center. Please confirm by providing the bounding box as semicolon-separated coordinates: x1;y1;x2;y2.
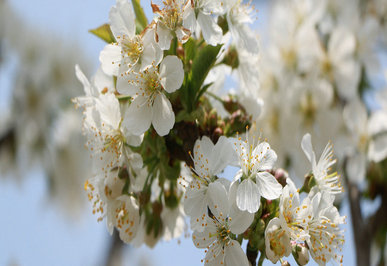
120;35;144;66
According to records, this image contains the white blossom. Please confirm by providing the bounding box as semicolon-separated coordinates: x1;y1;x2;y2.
118;55;184;136
183;136;236;232
99;0;162;76
192;181;252;266
301;133;343;195
232;128;282;213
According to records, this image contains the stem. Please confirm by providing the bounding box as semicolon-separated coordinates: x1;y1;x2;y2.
343;158;387;266
104;229;124;266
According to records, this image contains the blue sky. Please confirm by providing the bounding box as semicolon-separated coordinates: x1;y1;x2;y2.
0;1;357;265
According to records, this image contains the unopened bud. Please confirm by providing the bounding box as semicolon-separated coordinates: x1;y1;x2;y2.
273;168;289;187
292;243;309;266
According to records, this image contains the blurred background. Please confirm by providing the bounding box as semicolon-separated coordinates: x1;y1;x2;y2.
1;0;386;265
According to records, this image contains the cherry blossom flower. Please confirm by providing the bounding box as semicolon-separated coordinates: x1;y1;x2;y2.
152;0;191;50
306;190;345;265
232;129;282;213
265;217;291;264
99;0;162;76
118;55;184;136
182;0;223;46
183;136;236;232
192;181;252;266
301;133;343;195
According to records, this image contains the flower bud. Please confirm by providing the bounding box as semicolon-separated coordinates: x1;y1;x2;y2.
292;243;309;265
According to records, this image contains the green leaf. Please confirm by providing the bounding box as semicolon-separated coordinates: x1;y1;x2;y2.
191;44;222;95
195;82;212;103
183;38;197;64
131;0;148;33
186;44;222;111
89;24;116;43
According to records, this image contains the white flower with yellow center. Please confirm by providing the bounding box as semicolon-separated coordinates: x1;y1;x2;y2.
307;190;345;265
83;93;143;178
182;0;223;46
278;178;311;242
343;98;387;183
183;136;236;232
301;133;343;195
99;0;162;76
232;129;282;213
119;55;184;136
223;0;259;55
264;217;291;264
192;181;252;266
152;0;191;50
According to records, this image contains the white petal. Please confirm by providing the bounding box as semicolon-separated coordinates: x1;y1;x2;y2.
334;59;361;101
109;0;135;38
368;135;387;163
205;243;224;265
123;96;152;135
252;142;277;171
96;93;121;129
159;56;184;93
116;67;139;95
142;28;163;67
152;94;175;136
329;27;356;59
197;12;222;46
346;152;366;184
75;65;92;95
207;181;229;219
192;229;216;248
368;110;387;136
92;67;114;94
229;204;254;234
224;240;249;266
209;136;237;175
256;171;282;200
343;99;368;135
156;22;173;50
236;179;260;213
301;133;315;163
99;44;122;76
182;3;196;32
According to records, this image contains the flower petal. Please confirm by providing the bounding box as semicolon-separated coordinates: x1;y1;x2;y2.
109;0;135;38
301;133;314;163
159;56;184;93
368;134;387;163
236;179;260;213
99;44;122;76
151;93;175;136
229;182;254;234
207;181;229;219
256;171;282;200
197;12;222;46
224;240;249;266
123;96;152;135
156;22;173;50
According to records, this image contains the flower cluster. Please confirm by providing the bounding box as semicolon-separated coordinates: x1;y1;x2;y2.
256;0;387;185
73;0;348;265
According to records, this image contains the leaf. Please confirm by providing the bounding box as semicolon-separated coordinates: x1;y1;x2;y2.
183;38;197;64
185;44;222;111
131;0;148;33
195;82;212;103
89;24;116;43
191;44;222;93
